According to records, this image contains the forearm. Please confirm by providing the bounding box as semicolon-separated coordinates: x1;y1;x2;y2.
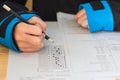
0;1;38;52
78;0;120;32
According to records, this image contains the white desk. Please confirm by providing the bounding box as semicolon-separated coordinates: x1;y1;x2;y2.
6;12;120;80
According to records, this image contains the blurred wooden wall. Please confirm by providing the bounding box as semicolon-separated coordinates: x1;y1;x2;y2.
25;0;33;10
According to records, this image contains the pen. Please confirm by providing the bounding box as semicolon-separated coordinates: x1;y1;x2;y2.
2;4;54;42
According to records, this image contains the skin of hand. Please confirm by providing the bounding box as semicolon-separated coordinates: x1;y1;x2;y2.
75;9;89;29
13;16;46;53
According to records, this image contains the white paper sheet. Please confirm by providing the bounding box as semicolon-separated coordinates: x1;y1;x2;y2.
7;22;71;80
57;12;120;79
7;12;120;80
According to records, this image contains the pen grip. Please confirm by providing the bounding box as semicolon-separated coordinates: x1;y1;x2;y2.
11;10;50;41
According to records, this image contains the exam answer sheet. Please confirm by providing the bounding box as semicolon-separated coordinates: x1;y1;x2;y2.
7;12;120;80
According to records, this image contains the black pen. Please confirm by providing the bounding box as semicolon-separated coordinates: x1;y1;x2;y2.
3;4;54;42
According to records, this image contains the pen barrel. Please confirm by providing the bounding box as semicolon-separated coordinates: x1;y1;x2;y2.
10;10;29;24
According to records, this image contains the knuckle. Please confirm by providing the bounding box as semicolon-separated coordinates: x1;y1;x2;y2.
16;22;23;26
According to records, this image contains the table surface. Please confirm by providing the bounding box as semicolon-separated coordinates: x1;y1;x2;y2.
1;1;120;80
1;23;120;80
0;45;9;80
1;38;120;80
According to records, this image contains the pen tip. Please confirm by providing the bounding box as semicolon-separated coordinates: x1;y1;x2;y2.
48;38;54;43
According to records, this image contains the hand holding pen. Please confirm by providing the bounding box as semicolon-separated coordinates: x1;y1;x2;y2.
3;4;53;52
3;4;53;42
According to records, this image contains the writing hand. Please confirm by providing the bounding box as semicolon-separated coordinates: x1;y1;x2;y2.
13;16;46;53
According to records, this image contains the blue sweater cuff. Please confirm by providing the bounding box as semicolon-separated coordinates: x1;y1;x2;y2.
0;14;37;52
78;1;114;32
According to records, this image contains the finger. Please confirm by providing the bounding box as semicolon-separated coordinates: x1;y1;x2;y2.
21;47;41;53
16;34;44;48
16;40;34;49
28;17;46;32
24;34;44;47
77;15;88;29
17;39;44;52
75;9;85;20
36;19;46;32
20;41;44;53
77;13;86;25
15;29;45;48
20;22;43;36
80;19;88;29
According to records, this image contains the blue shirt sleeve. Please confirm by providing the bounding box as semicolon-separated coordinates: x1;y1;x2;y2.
78;1;114;32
